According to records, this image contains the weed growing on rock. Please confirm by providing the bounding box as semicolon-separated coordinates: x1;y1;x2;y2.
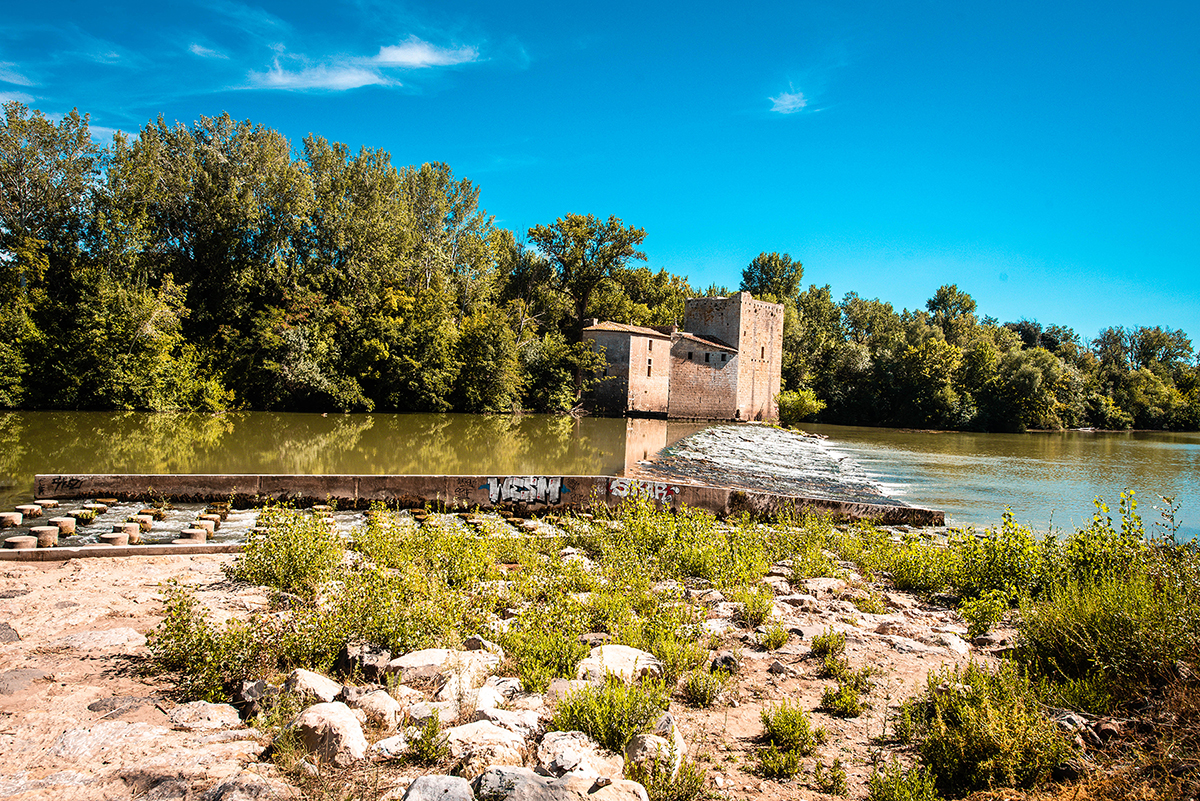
959;589;1009;638
226;506;343;597
814;757;849;795
406;710;449;766
810;628;846;659
626;752;709;801
758;622;789;651
733;585;775;627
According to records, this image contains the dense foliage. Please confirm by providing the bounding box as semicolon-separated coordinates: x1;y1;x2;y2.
2;101;1196;429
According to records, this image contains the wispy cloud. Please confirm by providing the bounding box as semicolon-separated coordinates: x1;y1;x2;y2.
0;62;34;86
248;58;392;91
769;88;808;114
0;90;35;104
374;36;478;67
189;43;229;59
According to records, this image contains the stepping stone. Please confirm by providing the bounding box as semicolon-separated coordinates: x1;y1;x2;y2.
15;505;42;519
34;499;59;509
179;528;207;541
113;523;140;537
83;503;108;514
198;513;221;530
133;515;154;531
193;519;216;535
0;513;21;528
31;527;58;548
4;536;36;550
99;532;129;546
48;517;76;535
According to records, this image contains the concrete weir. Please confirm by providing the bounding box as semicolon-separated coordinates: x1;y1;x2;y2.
33;472;944;526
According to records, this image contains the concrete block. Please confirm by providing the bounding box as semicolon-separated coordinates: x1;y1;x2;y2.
4;536;36;550
48;517;76;535
31;527;58;548
15;504;42;519
99;532;129;546
0;513;21;528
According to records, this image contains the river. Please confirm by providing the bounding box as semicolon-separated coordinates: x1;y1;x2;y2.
1;411;1195;538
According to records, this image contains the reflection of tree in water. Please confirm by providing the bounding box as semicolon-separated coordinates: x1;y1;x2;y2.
249;414;377;474
0;414;29;500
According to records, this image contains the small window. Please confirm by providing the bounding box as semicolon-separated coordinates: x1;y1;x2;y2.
761;346;765;359
648;340;653;352
721;354;727;362
647;360;652;378
687;351;693;360
704;353;710;363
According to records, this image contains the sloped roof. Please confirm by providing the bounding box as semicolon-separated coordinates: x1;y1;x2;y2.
582;321;673;339
674;332;738;353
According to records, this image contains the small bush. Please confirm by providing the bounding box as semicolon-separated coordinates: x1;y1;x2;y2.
626;752;708;801
652;635;709;684
406;709;449;766
733;585;775;628
553;676;669;753
680;668;727;707
811;628;846;659
225;506;343;597
867;758;940;801
821;680;864;717
777;388;826;425
849;589;886;615
498;596;590;693
760;699;826;756
754;744;802;779
897;661;1073;795
758;622;790;651
959;589;1009;638
814;758;849;796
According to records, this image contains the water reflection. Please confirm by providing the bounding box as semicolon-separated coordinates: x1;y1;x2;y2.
0;412;701;509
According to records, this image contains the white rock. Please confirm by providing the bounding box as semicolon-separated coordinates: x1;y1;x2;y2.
576;644;663;684
352;690;404;729
474;683;506;710
288;702;368;768
284;669;342;704
777;594;820;611
934;632;971;655
401;775;473;801
625;733;681;778
443;720;525;778
473;707;540;737
168;701;241;731
406;700;459;726
802;577;847;596
53;627;146;650
537;730;624;780
474;767;649;801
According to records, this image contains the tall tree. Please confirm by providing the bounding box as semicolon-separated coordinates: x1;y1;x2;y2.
739;251;803;302
527;214;647;337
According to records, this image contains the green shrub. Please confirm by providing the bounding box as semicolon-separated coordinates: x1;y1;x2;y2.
814;758;849;796
897;661;1073;795
732;585;774;628
406;709;449;766
848;589;886;615
754;744;802;779
777;388;826;425
760;699;826;756
498;596;589;693
758;622;790;651
821;680;864;717
680;668;727;708
626;753;708;801
959;589;1009;638
810;628;846;659
225;506;344;597
553;676;669;752
652;636;709;684
866;758;940;801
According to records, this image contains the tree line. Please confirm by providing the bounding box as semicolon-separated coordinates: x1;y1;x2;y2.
1;102;1195;430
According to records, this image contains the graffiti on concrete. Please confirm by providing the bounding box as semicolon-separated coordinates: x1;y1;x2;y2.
607;478;679;501
483;476;567;505
50;476;84;491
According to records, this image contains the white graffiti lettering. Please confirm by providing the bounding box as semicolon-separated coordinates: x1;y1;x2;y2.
485;476;564;505
607;478;679;501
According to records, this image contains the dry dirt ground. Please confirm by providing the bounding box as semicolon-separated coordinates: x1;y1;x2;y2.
0;553;1005;801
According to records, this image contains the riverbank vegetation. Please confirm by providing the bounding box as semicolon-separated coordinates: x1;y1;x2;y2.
2;101;1197;430
148;493;1200;799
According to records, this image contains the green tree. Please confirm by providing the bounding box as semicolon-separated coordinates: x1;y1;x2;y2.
740;252;803;302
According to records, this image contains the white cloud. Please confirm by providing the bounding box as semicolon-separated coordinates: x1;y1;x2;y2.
0;91;35;104
89;125;121;141
374;36;478;67
189;43;229;59
0;63;34;86
769;89;808;114
248;59;392;91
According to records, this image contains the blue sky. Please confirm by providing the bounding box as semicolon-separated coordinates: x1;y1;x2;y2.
2;0;1197;342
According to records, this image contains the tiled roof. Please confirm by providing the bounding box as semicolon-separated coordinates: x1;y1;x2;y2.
582;321;673;338
674;332;738;353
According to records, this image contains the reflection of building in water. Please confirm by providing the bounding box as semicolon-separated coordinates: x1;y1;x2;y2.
584;292;783;421
624;418;669;470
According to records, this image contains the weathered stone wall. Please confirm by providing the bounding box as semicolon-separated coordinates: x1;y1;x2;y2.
734;295;784;421
625;335;671;414
666;339;738;419
584;330;631;413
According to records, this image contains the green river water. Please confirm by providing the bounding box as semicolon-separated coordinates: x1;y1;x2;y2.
1;411;1195;537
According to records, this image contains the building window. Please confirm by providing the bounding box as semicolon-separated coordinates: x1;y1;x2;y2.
704;353;710;363
648;340;653;352
687;351;693;360
647;359;652;378
761;346;765;359
721;354;727;362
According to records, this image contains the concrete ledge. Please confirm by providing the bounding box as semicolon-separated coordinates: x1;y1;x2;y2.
32;473;945;526
0;542;245;562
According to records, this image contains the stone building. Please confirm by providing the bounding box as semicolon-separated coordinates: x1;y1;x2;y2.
583;292;784;420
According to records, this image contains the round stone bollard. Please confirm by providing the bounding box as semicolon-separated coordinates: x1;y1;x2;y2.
15;504;42;519
193;519;216;536
4;535;36;550
114;522;140;537
0;512;22;528
31;526;58;548
99;532;129;546
83;502;108;515
198;513;221;531
179;527;207;541
34;499;59;509
49;517;76;535
133;514;154;532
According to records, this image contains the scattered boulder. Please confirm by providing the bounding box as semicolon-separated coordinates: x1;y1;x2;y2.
203;770;296;800
711;651;739;673
443;720;526;778
624;734;679;779
537;730;624;780
473;765;650;801
232;680;278;720
169;701;242;731
401;775;474;801
576;645;663;684
777;594;820;612
474;706;540;737
284;669;342;704
352;689;404;730
288;702;368;768
334;640;391;682
406;700;459;727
